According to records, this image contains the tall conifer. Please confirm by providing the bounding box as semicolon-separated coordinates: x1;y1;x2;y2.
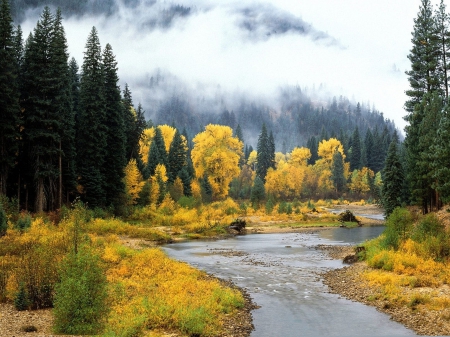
102;43;126;208
0;0;20;195
167;129;186;184
77;27;106;207
349;127;361;171
382;140;404;216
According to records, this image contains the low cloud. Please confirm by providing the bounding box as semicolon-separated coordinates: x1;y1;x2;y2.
16;0;420;130
235;3;344;47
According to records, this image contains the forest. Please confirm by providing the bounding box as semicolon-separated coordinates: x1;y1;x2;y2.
0;0;399;215
3;0;450;335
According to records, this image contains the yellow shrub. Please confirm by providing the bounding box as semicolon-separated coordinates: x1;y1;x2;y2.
105;248;244;336
172;208;198;227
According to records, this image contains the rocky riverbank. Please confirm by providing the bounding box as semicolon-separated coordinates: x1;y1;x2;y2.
321;251;450;336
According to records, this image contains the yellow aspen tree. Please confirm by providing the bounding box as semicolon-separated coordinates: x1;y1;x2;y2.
290;147;311;167
124;159;145;205
158;125;177;153
318;138;345;164
139;128;155;165
247;150;258;170
149;176;160;205
191;124;243;200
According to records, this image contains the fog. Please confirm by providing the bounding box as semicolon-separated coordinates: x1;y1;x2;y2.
18;0;430;130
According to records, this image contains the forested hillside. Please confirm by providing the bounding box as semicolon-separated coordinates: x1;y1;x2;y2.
9;0;192;24
146;71;398;153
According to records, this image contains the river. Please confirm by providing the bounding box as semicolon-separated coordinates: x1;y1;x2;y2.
163;227;417;337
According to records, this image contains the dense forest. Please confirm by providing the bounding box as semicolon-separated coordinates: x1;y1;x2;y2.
0;0;402;215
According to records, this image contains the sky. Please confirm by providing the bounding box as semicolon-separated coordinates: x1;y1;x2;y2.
20;0;432;131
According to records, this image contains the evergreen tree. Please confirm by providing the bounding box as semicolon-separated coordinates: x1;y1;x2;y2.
382;140;404;217
404;0;440;113
364;129;374;171
433;103;450;202
77;26;106;207
435;0;450;99
201;174;212;203
349;127;361;171
145;127;166;178
371;128;385;173
268;131;276;169
122;84;145;161
250;176;265;207
235;124;243;142
178;167;192;197
52;8;74;207
306;136;318;165
22;7;64;211
331;150;346;193
167;129;186;184
0;0;20;195
102;43;126;209
256;123;271;181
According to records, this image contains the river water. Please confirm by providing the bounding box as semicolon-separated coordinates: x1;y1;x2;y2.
163;227;417;337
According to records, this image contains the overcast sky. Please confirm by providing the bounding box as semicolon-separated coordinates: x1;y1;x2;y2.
21;0;432;131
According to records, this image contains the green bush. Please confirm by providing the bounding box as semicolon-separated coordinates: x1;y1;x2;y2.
412;213;445;242
14;283;29;311
286;203;293;215
53;246;109;335
382;207;414;249
265;197;274;214
15;213;32;231
178;196;199;209
278;202;287;214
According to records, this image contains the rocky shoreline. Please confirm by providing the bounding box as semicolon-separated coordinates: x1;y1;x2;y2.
320;246;450;336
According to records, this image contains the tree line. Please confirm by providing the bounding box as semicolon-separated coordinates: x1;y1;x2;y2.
0;1;145;213
382;0;450;215
0;0;399;216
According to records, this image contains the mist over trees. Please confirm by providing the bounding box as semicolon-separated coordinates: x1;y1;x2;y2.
0;0;402;214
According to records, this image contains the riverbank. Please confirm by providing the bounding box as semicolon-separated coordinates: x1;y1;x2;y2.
321;250;450;336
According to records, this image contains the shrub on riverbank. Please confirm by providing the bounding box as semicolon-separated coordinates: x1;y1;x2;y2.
361;207;450;312
0;205;246;337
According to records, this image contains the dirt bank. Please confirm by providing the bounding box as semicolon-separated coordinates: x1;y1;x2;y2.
321;254;450;336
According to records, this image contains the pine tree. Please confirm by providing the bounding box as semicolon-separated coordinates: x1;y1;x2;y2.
102;43;126;209
178;167;192;197
268;131;276;169
349;127;361;171
364;129;374;171
256;123;272;181
167;129;186;184
404;0;440;114
77;27;106;207
435;0;450;99
331;150;346;193
433;103;450;202
22;7;63;211
306;136;318;165
145;127;167;178
382;140;404;216
235;124;243;142
0;0;20;195
52;8;73;208
201;174;212;203
122;84;145;161
250;176;265;207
